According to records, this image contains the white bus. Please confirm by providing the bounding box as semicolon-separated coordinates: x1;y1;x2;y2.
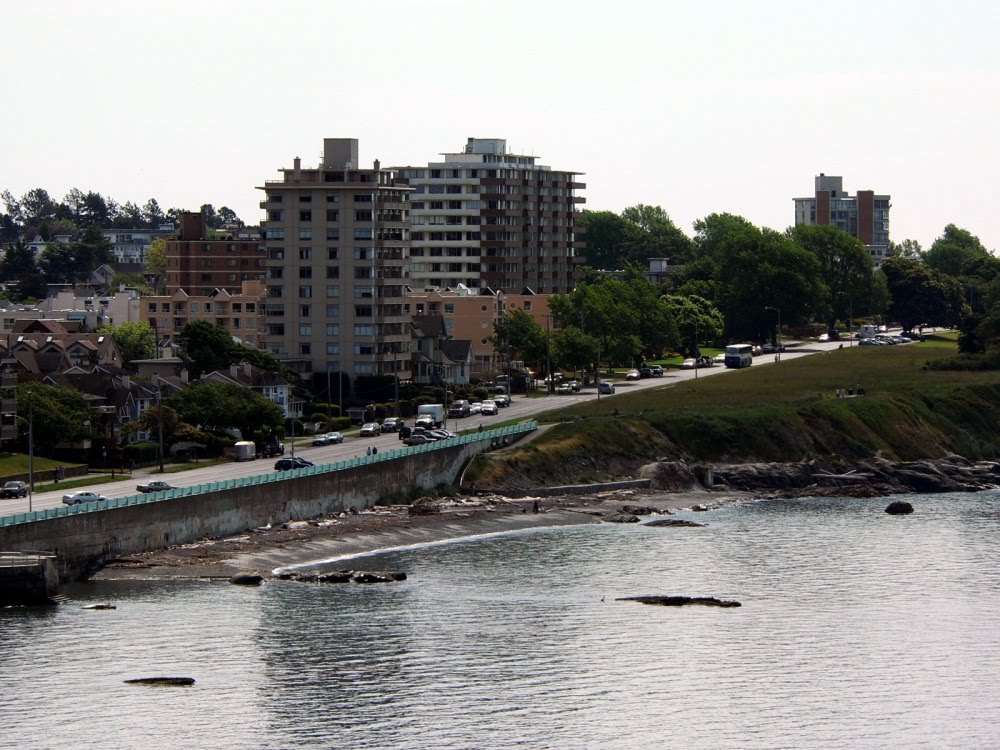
724;344;753;369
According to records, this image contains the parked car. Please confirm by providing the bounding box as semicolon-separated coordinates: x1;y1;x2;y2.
681;358;697;369
640;367;653;378
398;425;413;440
0;480;28;498
62;490;109;505
650;365;664;377
494;393;511;407
274;457;314;471
625;369;641;381
136;480;178;493
597;382;616;395
311;432;338;446
427;429;457;440
713;353;727;365
556;383;574;394
480;399;498;415
360;422;380;437
468;402;483;415
380;417;402;432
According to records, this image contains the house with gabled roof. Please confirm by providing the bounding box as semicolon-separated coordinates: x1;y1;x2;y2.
200;362;298;419
411;314;472;387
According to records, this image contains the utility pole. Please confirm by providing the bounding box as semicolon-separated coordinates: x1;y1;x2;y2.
156;388;165;474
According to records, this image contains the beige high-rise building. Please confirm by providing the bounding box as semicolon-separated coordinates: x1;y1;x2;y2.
257;139;412;386
394;138;585;294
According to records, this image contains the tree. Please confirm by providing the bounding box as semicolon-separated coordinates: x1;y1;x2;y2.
661;294;724;355
924;224;990;277
80;191;111;227
620;204;695;265
143;198;165;228
702;219;823;341
577;210;640;270
0;239;38;281
116;201;144;228
166;381;284;440
217;206;242;228
490;309;546;368
37;243;79;283
177;320;237;379
201;204;219;229
551;325;600;377
888;238;924;260
146;238;168;286
100;321;157;369
12;273;47;301
787;224;876;326
880;256;967;331
16;383;92;456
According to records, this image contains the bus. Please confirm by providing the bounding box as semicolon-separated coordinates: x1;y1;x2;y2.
724;344;753;369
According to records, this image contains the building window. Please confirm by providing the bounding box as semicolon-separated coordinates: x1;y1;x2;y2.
299;248;312;261
300;343;311;355
354;229;373;240
327;248;338;260
299;324;312;336
299;210;312;222
326;324;340;336
354;210;373;222
326;304;340;316
299;194;312;203
326;228;340;240
299;229;312;240
353;325;374;336
265;229;284;240
300;304;311;317
326;343;340;355
299;268;312;279
327;210;339;222
299;286;312;298
326;192;340;202
327;267;340;279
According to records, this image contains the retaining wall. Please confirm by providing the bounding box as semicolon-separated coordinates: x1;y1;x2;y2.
0;426;533;582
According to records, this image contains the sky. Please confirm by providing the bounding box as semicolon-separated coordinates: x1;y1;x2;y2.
2;0;998;252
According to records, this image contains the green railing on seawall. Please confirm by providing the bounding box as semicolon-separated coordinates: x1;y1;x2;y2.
0;421;537;528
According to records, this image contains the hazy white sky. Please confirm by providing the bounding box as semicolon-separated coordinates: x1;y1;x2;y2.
2;0;997;251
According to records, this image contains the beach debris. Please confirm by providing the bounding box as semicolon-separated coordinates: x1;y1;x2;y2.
603;512;639;523
617;595;741;608
229;572;264;586
282;520;312;530
642;519;705;528
124;677;196;686
82;603;117;610
885;500;914;515
275;569;406;584
409;497;441;516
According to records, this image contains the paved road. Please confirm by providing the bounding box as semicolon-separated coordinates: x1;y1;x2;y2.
1;341;848;517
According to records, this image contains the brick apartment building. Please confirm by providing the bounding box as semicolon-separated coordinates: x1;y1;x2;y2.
165;212;266;296
793;174;891;260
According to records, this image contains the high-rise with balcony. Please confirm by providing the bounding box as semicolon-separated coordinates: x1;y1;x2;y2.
257;138;411;386
794;174;891;260
394;138;585;294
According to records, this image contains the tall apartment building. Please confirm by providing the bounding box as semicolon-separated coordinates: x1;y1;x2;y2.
257;138;412;384
394;138;585;294
793;174;891;260
165;212;266;296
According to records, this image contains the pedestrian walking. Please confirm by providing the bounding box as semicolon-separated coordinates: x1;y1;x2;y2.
366;445;372;457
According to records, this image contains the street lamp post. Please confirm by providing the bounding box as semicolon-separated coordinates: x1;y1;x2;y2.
6;398;33;512
765;306;781;362
156;389;165;474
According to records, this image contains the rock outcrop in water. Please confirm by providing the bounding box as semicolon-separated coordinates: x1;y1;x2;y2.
124;677;196;686
885;500;915;515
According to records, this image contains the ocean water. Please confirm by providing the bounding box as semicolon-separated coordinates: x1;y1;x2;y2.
3;491;1000;750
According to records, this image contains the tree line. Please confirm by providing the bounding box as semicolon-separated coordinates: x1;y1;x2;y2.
493;208;1000;376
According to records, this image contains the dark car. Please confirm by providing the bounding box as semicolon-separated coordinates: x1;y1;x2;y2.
403;434;435;446
398;425;413;440
274;457;315;471
0;480;28;498
381;417;402;432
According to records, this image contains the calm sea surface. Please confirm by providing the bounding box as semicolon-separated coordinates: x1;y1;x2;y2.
3;491;1000;750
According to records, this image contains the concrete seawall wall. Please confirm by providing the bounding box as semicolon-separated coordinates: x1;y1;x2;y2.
0;438;493;582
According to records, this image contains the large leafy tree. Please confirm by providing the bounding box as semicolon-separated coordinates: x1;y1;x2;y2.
661;294;724;355
577;210;640;270
166;381;284;440
924;224;990;277
552;325;600;377
880;256;967;331
146;238;168;288
100;321;157;369
490;309;546;369
888;238;924;260
15;383;92;456
620;204;695;265
0;239;38;281
787;224;878;326
707;220;823;341
177;320;237;379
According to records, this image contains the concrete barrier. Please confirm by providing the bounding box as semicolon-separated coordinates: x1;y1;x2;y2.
0;427;534;582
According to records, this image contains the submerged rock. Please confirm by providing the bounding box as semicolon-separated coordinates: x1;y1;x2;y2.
82;603;117;610
617;595;741;608
604;512;639;523
885;500;914;515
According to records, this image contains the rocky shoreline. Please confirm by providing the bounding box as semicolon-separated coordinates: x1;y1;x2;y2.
91;455;999;584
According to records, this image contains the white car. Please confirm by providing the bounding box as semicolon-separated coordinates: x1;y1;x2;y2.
468;402;482;415
680;358;697;369
480;400;498;415
62;490;109;506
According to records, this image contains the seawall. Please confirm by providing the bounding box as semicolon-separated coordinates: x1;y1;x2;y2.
0;427;533;582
